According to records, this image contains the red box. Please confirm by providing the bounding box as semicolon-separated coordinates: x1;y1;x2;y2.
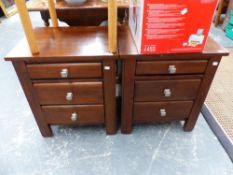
129;0;219;54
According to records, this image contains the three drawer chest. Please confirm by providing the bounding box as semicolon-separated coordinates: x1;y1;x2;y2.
119;26;229;134
5;27;117;137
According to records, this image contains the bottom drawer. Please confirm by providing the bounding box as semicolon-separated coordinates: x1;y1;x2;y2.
42;105;104;125
133;101;193;123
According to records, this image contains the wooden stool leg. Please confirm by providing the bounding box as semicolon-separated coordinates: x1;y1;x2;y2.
103;59;117;134
48;0;58;27
15;0;39;55
108;0;117;53
121;59;136;134
12;61;53;137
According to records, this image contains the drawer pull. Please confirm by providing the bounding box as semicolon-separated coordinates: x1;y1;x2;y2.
168;65;176;74
66;92;73;101
212;61;219;66
71;112;78;121
160;109;167;117
60;68;68;78
104;66;111;70
164;89;172;97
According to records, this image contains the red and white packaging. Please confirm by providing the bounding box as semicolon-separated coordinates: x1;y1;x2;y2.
129;0;219;54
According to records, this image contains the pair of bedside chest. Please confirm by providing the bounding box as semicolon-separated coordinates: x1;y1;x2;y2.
5;26;228;137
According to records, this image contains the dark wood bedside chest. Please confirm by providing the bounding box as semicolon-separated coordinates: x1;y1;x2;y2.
118;26;229;134
5;27;117;137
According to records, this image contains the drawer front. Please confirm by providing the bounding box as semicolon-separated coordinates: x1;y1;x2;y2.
42;105;104;125
27;63;102;79
133;101;193;123
136;60;208;75
135;79;201;102
34;82;103;105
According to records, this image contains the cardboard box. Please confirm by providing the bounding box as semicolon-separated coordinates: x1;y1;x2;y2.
129;0;219;54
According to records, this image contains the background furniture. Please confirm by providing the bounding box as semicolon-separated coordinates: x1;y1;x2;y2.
5;27;117;137
223;0;233;29
0;0;17;17
119;26;229;134
27;0;129;26
215;0;229;27
226;10;233;39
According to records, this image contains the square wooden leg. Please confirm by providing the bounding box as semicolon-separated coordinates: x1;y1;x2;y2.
103;59;117;134
121;59;136;134
13;61;53;137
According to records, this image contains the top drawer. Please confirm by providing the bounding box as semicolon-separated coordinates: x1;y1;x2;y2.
27;63;102;79
136;60;208;75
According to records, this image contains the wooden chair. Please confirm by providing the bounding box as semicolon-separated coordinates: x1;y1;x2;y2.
15;0;117;54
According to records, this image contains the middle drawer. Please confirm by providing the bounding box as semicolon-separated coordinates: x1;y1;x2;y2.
34;82;103;105
134;79;201;102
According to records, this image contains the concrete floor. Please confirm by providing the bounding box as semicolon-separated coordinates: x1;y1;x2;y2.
0;13;233;175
